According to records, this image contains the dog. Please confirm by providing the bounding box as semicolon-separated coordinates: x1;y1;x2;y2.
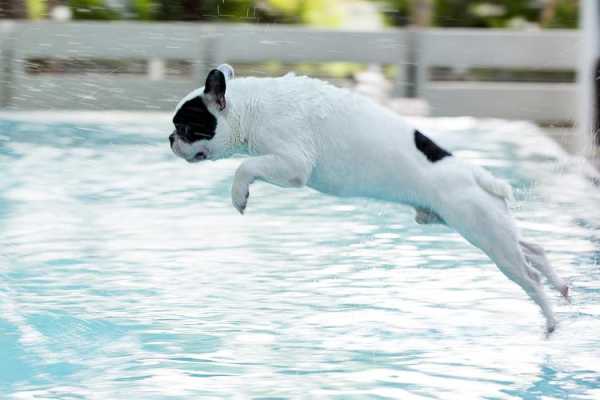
169;64;569;334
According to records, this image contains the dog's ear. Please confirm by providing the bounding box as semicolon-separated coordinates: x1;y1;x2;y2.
217;64;235;81
204;69;226;111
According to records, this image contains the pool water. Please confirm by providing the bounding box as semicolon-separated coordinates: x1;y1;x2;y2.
1;113;599;399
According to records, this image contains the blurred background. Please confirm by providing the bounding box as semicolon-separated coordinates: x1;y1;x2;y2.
0;1;593;159
0;0;579;27
4;4;600;399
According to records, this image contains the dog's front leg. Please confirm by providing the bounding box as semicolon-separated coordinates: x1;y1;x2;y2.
232;154;312;214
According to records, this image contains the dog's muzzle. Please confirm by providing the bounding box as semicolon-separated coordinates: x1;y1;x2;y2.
169;132;208;163
191;152;207;161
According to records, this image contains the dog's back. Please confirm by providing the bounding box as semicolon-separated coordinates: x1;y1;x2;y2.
228;74;434;202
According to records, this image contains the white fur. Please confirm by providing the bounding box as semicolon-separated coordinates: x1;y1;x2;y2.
473;166;515;201
172;67;569;333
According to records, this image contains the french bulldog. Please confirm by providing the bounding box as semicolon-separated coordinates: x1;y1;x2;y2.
169;64;569;334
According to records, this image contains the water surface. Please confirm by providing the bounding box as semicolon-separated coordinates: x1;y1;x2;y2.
0;113;599;399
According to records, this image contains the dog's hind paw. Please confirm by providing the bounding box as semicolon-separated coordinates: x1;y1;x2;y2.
560;284;571;303
545;320;558;337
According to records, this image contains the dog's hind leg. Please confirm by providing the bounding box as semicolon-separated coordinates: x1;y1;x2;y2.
493;250;557;333
520;240;569;300
438;194;558;333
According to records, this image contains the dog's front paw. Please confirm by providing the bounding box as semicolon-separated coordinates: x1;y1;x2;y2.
231;182;250;215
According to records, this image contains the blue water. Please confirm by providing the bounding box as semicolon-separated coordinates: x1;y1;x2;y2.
0;113;599;399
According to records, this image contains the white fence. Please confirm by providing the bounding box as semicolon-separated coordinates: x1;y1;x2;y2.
417;29;579;122
0;21;579;123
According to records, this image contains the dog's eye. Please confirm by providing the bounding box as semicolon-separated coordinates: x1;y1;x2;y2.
174;124;187;135
187;128;211;140
175;124;212;141
177;125;194;138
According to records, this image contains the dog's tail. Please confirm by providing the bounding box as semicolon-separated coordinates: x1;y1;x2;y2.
473;167;514;202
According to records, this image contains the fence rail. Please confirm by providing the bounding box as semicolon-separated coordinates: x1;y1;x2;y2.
0;21;580;123
417;29;579;122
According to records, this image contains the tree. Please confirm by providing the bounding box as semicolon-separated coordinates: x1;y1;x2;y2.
374;0;578;29
0;0;27;18
69;0;120;20
411;0;433;26
541;0;558;27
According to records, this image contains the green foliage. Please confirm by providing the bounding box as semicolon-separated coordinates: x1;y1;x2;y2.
26;0;45;19
148;0;343;25
151;0;285;22
373;0;578;29
294;0;345;27
549;0;579;29
64;0;579;29
69;0;120;20
433;0;537;28
377;0;411;26
433;0;480;28
131;0;154;20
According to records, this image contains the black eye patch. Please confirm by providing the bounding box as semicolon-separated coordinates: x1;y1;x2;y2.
175;124;213;142
173;96;217;142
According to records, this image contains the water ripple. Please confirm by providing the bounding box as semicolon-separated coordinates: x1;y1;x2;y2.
1;115;599;399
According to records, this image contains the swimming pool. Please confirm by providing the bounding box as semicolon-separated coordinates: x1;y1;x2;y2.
1;112;599;399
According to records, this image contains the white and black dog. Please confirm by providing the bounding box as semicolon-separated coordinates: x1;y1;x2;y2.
169;64;569;333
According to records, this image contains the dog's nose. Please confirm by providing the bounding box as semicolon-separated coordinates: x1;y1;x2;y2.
169;133;175;146
193;151;207;161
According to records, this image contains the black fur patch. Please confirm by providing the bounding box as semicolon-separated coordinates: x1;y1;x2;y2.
204;69;226;98
172;96;217;142
414;130;452;162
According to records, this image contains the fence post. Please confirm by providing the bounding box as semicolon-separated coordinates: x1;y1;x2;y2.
194;24;221;87
0;20;15;108
412;28;426;100
580;0;600;151
392;29;411;98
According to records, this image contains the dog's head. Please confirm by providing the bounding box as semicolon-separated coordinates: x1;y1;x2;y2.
169;64;235;163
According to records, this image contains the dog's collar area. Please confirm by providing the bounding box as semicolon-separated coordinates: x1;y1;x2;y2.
223;99;249;152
